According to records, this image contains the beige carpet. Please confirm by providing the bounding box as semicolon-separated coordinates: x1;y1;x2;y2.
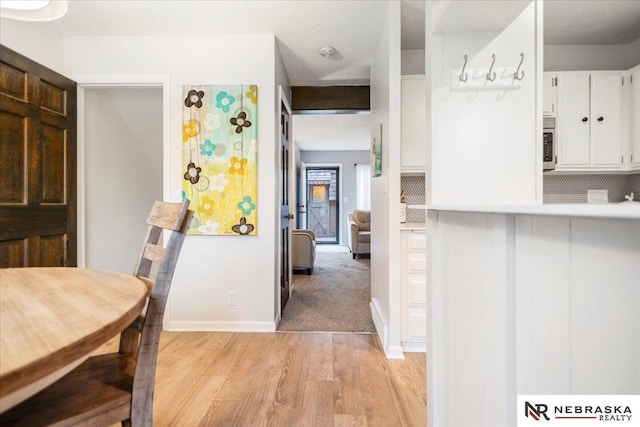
278;245;375;333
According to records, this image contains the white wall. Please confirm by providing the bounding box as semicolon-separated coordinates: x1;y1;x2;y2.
62;34;279;330
369;0;403;359
545;43;637;71
401;49;425;74
429;3;539;205
0;18;65;72
299;150;370;244
628;37;640;68
84;88;163;274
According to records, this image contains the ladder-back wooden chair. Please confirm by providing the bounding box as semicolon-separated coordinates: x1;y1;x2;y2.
0;200;193;427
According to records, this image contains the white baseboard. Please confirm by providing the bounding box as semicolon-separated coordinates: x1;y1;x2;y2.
402;341;427;353
370;299;405;360
370;299;387;342
167;320;276;332
386;345;405;359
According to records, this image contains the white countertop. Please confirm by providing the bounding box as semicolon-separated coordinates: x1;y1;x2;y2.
400;222;426;230
427;202;640;220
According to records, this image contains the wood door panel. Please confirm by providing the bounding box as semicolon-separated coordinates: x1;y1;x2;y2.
0;234;66;267
41;124;66;203
0;44;76;267
39;79;66;115
0;60;27;101
0;110;26;203
38;234;66;266
0;239;26;268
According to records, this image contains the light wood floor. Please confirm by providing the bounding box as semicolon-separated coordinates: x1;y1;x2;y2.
104;331;426;426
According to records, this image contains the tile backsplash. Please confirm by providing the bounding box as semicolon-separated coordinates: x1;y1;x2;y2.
544;173;640;203
401;174;426;222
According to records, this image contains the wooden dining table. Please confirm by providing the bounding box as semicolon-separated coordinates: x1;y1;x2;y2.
0;267;148;413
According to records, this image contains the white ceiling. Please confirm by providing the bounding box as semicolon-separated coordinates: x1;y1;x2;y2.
43;0;389;87
8;0;638;151
545;0;640;45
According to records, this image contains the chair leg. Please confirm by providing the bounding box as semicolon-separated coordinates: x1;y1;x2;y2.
307;268;312;275
353;253;356;259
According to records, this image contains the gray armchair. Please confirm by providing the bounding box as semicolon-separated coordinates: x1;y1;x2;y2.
347;210;370;259
292;229;316;274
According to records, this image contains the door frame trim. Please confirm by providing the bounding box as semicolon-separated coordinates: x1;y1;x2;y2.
73;74;171;268
277;86;293;322
301;163;344;245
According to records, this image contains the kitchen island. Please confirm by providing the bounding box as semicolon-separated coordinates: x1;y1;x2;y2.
426;204;640;426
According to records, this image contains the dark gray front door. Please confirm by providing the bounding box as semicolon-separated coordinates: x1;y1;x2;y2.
305;168;338;244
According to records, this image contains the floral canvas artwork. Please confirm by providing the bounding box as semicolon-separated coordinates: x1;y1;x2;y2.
182;85;258;235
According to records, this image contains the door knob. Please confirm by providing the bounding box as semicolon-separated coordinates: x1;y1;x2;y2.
285;214;294;220
597;116;604;122
581;117;588;122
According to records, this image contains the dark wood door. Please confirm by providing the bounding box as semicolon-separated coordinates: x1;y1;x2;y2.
280;98;292;312
0;45;77;267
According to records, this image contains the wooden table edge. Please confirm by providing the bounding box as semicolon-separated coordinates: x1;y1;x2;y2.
0;272;147;400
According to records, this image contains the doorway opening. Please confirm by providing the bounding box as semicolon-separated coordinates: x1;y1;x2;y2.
81;87;163;273
305;167;340;244
76;77;169;272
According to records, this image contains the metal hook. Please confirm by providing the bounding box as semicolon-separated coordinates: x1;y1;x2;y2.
486;54;496;82
513;52;525;81
459;54;468;83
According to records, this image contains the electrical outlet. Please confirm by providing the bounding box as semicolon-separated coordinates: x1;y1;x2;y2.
587;189;608;204
228;291;236;306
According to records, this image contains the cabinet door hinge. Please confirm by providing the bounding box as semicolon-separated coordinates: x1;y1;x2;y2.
621;155;624;164
622;76;624;85
631;75;634;84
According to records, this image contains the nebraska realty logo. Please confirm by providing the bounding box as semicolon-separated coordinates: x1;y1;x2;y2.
518;396;639;426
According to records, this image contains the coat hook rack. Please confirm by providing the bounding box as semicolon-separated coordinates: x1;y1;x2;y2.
459;54;468;83
486;54;496;82
513;53;525;81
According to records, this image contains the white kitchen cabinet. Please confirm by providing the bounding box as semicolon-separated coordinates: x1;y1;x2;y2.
400;228;426;351
631;66;640;170
401;75;427;173
556;71;625;170
543;72;557;117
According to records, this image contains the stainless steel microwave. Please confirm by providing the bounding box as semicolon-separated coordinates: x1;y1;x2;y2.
543;117;556;170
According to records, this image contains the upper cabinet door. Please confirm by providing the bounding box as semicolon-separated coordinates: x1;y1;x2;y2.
401;75;427;172
543;73;557;117
631;68;640;170
590;73;623;168
558;73;590;167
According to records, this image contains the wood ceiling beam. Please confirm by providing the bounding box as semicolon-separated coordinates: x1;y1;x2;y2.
291;86;370;113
